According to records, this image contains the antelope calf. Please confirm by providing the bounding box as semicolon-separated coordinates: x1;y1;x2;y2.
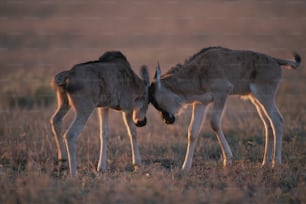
50;51;150;175
149;47;301;169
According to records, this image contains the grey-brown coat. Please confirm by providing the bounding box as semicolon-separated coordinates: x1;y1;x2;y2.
50;51;150;175
150;47;301;169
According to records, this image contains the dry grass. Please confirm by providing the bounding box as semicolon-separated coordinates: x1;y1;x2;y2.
1;0;306;203
0;107;306;203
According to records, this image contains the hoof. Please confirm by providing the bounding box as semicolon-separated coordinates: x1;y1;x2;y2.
133;164;143;172
223;159;232;167
54;159;68;171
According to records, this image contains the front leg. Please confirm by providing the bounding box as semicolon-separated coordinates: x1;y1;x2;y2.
182;103;206;170
122;112;141;169
97;108;109;172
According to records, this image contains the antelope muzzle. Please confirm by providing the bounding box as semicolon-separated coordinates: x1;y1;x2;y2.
134;117;147;127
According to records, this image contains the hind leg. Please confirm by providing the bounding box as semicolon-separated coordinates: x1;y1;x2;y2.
64;99;94;176
249;96;274;166
64;110;92;176
250;83;283;167
50;90;70;166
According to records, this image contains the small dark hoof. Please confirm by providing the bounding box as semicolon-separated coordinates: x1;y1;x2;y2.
52;159;69;177
54;159;68;171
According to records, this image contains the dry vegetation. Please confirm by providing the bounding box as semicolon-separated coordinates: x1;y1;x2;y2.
0;0;305;203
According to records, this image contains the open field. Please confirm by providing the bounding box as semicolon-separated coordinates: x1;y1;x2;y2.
0;0;306;203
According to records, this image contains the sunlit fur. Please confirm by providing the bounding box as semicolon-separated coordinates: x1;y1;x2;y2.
150;47;301;169
50;51;150;176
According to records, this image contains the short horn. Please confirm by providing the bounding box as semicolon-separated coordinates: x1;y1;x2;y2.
155;62;161;88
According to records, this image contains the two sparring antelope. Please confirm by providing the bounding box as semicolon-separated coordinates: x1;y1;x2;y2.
51;47;301;175
50;51;150;176
149;47;301;169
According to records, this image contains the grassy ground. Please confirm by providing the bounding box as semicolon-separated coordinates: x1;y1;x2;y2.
0;106;305;203
1;1;306;203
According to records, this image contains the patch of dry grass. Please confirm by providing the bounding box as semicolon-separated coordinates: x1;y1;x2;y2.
0;101;305;203
1;0;306;203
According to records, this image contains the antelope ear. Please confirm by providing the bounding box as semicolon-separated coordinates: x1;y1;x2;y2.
155;62;161;88
140;65;150;88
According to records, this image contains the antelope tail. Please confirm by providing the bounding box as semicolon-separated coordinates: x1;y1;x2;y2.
275;53;301;69
51;71;70;89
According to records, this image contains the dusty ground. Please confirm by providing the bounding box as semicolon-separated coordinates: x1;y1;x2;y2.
0;1;305;203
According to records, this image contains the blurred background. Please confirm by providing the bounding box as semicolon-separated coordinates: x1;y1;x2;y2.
0;0;305;131
1;0;305;74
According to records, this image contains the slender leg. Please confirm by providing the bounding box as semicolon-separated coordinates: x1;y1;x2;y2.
50;89;70;165
97;108;109;172
182;103;206;170
122;112;141;168
249;96;274;166
64;109;92;176
250;84;283;167
210;95;233;167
